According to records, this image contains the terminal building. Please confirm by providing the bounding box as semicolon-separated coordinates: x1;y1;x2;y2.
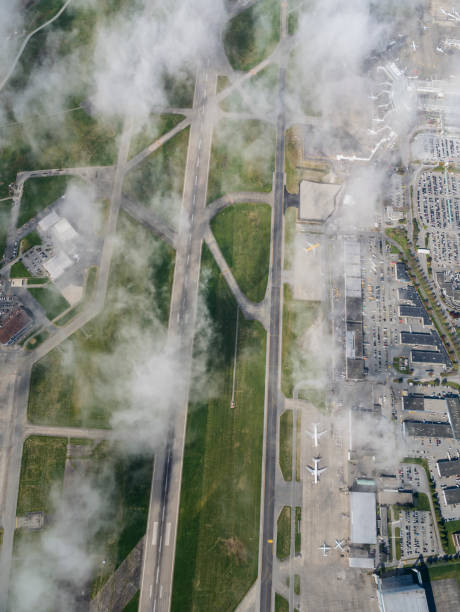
344;238;365;380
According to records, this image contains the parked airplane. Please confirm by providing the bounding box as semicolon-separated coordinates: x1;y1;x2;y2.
306;423;327;447
335;539;345;552
306;457;327;484
319;541;331;557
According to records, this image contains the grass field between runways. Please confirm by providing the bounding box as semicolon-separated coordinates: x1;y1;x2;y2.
172;245;266;612
211;202;271;303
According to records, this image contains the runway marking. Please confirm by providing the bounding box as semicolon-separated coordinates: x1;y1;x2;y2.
156;564;160;583
205;72;208;82
191;213;194;222
198;139;202;150
152;522;159;545
149;585;153;599
187;255;190;264
165;522;171;546
195;175;198;185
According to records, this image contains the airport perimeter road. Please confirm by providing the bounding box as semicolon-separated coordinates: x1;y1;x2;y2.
259;65;286;612
138;65;217;612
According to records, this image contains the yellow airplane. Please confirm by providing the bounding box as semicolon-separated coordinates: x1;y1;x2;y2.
305;243;320;253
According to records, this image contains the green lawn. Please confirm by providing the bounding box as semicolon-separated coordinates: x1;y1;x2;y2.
10;261;33;279
25;330;50;350
294;574;300;595
211;202;271;302
223;0;280;71
129;114;186;159
0;200;11;259
414;492;431;512
123;591;140;612
283;207;296;270
172;245;266;612
428;561;460;589
275;593;289;612
16;436;67;515
277;506;291;560
279;409;293;481
89;444;154;594
20;230;42;253
0;108;119;200
28;213;175;428
19;176;69;227
281;285;322;397
28;285;70;321
162;70;195;107
295;507;301;554
395;527;401;560
123;127;189;225
207;118;275;203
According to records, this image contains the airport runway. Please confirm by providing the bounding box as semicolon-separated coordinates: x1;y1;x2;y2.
259;66;286;612
138;65;217;612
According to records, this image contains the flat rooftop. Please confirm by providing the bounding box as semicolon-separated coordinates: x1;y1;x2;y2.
411;349;447;365
403;395;425;412
350;491;377;544
403;421;453;439
437;458;460;478
443;486;460;505
447;397;460;439
401;331;437;346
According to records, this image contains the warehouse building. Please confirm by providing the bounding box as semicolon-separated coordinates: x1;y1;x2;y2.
447;396;460;439
402;395;425;412
437;458;460;478
376;572;429;612
400;331;437;346
403;420;453;439
411;349;448;366
350;491;377;545
443;486;460;505
344;238;365;380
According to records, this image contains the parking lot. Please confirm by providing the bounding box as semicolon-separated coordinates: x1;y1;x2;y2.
415;170;460;268
400;509;437;559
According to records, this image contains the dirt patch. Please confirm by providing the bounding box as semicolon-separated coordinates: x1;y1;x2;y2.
219;536;248;565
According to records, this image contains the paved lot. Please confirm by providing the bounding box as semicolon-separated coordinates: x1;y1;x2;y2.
400;509;437;559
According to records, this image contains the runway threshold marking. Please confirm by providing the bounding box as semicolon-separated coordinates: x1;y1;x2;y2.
152;521;159;545
165;522;171;546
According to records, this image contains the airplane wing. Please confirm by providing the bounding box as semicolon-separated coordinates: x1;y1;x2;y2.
306;465;314;474
318;467;327;475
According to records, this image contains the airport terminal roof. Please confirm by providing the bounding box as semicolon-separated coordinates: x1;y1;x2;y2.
443;486;460;505
447;397;460;439
403;421;453;439
437;458;460;478
299;180;339;221
346;296;363;322
350;491;377;544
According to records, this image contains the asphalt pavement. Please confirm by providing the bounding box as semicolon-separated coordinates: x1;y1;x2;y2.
259;66;286;611
138;65;217;612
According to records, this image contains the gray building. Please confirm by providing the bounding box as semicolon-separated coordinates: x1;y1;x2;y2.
443;486;460;505
437;458;460;478
403;421;453;439
376;573;429;612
